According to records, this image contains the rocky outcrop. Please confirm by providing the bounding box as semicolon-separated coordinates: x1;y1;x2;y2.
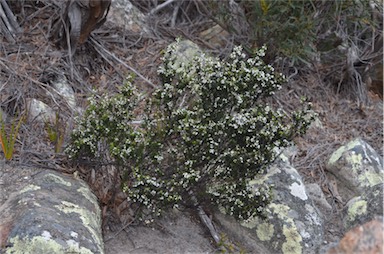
326;138;383;201
0;170;103;254
326;138;383;231
216;155;324;254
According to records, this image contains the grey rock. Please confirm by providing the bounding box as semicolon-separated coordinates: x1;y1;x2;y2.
343;183;383;230
0;170;103;254
199;24;230;49
326;138;383;201
108;0;147;33
26;98;55;124
215;157;324;254
305;183;332;217
51;75;76;112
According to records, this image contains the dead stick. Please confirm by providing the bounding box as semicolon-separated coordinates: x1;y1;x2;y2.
149;0;177;16
90;36;156;88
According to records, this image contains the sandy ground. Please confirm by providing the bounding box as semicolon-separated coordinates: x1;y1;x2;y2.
103;211;215;254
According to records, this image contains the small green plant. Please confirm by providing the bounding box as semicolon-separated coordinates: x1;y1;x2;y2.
66;77;143;165
0;111;24;160
45;113;66;153
210;0;317;62
210;0;382;68
67;42;314;223
217;233;246;253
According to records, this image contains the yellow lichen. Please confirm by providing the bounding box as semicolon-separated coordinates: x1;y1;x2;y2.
249;165;280;186
19;184;41;193
347;152;362;167
328;139;361;166
55;201;103;252
256;222;274;241
282;225;303;254
359;171;383;188
6;235;93;254
269;203;290;220
240;215;259;229
43;173;71;187
269;203;303;254
347;198;367;222
77;187;99;211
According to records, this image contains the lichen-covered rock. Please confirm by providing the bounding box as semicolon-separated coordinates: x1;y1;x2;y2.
326;138;383;201
215;157;323;254
325;217;383;254
0;170;103;254
343;183;383;230
107;0;146;33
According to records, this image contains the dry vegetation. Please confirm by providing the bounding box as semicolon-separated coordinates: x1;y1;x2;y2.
0;0;382;240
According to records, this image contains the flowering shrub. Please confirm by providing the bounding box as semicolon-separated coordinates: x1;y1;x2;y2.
65;79;143;164
67;42;314;221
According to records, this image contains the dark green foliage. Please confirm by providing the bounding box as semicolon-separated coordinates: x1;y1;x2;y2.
66;42;314;222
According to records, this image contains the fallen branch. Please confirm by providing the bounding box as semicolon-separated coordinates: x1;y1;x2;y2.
197;205;221;244
149;0;177;16
90;36;156;88
0;0;22;42
189;191;238;253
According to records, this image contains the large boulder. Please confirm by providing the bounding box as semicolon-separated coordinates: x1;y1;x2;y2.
326;138;383;201
0;170;103;253
215;155;324;254
326;138;383;231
